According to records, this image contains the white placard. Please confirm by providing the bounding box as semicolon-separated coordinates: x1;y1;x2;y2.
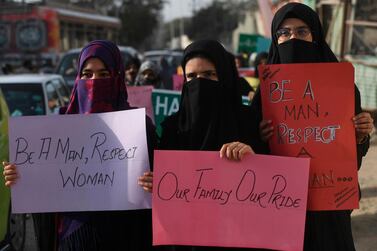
9;108;151;213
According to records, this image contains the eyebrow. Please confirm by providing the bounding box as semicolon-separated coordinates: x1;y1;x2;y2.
280;25;309;29
186;70;216;75
82;68;109;72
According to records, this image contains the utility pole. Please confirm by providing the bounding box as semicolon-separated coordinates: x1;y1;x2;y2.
192;0;196;15
340;0;350;61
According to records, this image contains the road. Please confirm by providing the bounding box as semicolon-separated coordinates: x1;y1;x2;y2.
352;141;377;251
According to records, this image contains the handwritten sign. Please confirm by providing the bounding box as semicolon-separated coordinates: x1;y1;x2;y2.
9;109;151;213
127;85;155;123
259;62;358;210
153;151;310;250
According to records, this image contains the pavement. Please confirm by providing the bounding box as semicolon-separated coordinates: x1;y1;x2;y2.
352;140;377;251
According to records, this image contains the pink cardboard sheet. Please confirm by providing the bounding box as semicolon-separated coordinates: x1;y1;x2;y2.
153;151;310;250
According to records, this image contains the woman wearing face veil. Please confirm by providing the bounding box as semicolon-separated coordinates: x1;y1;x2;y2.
250;3;374;251
139;40;260;250
159;40;255;151
3;40;157;250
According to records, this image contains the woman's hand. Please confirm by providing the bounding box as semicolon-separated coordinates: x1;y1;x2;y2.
260;120;274;142
138;171;153;193
220;141;254;161
247;91;255;101
2;162;19;187
353;112;374;143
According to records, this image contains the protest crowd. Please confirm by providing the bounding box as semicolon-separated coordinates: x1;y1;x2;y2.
1;1;376;251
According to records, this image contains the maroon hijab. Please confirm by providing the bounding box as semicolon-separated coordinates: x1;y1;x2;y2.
65;40;130;114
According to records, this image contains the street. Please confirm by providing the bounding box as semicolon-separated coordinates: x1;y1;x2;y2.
352;140;377;251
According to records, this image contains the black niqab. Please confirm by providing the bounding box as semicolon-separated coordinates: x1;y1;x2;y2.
160;39;248;151
268;2;338;64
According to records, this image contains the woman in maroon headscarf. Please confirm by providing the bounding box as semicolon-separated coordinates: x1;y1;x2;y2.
3;40;157;250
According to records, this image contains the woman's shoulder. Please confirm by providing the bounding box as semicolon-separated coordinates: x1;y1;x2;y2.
161;113;179;130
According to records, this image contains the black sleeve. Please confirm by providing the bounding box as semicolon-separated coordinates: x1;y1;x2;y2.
248;88;270;154
239;77;254;96
145;115;158;170
159;114;180;150
354;85;370;170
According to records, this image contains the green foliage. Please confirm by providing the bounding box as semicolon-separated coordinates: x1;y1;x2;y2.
186;1;239;41
116;0;165;49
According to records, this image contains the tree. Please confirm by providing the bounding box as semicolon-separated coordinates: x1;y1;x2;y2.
186;1;239;43
185;0;258;47
113;0;165;50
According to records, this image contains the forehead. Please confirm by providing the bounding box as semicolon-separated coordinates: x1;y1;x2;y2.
185;57;216;72
279;18;308;28
82;58;107;70
142;69;155;75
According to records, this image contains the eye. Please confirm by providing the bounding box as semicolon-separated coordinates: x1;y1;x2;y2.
277;28;290;38
186;73;196;80
202;71;217;79
81;72;93;79
297;27;310;37
99;71;111;78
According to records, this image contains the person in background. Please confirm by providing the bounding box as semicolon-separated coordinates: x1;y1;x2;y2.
136;60;164;89
159;57;175;90
250;3;374;250
3;40;157;251
247;51;269;92
234;53;255;101
253;52;268;80
234;53;246;69
124;56;141;86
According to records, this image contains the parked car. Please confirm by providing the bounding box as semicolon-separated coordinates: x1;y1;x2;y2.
0;89;25;251
143;50;183;69
55;46;141;89
0;74;70;117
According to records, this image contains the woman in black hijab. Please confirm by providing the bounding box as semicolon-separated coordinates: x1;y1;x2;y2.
139;40;259;250
159;39;255;152
250;3;374;251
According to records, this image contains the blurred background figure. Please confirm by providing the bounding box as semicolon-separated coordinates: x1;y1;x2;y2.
248;51;269;91
124;56;141;86
253;52;268;79
234;53;255;101
159;57;174;89
1;64;13;75
135;60;164;88
234;53;247;68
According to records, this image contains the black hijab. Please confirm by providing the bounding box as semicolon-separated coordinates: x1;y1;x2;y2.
250;3;342;154
268;2;338;64
160;39;245;150
251;2;369;160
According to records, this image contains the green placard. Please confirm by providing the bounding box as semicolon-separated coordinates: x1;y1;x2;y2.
152;89;181;136
238;33;271;54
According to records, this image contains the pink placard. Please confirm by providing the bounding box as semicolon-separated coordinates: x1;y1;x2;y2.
172;74;184;91
126;85;154;123
153;151;310;250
